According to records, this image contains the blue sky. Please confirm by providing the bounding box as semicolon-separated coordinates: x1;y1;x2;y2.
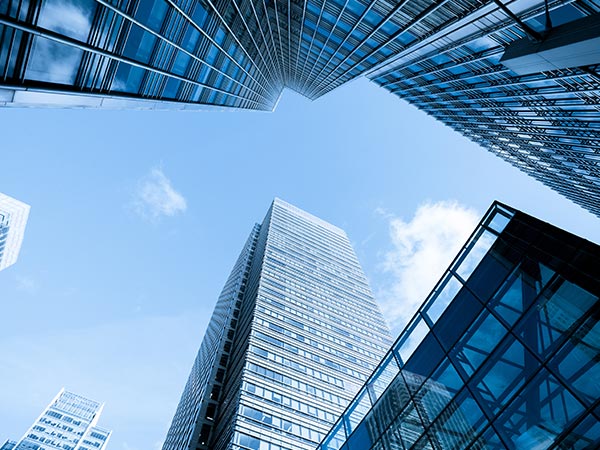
1;78;599;450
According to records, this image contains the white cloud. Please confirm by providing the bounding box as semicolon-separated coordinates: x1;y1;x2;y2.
132;168;187;220
38;0;93;41
377;201;480;335
25;0;93;85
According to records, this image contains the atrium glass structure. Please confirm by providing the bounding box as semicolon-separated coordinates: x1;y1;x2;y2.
11;389;111;450
162;198;392;450
0;192;30;272
318;201;600;450
1;0;599;216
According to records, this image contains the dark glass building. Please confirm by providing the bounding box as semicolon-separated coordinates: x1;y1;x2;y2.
1;1;599;215
162;198;392;450
318;201;600;450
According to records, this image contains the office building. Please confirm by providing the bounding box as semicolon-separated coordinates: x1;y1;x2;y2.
0;441;16;450
0;192;30;272
365;0;600;218
318;201;600;450
0;1;599;216
162;198;392;450
10;389;111;450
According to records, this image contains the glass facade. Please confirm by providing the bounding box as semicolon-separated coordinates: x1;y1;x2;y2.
1;1;599;215
318;201;600;450
11;389;111;450
366;0;600;218
163;198;392;450
0;192;30;272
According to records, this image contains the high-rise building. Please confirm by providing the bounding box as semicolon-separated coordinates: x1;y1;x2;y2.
1;1;599;216
0;192;30;272
162;198;392;450
10;389;111;450
365;1;600;218
318;201;600;450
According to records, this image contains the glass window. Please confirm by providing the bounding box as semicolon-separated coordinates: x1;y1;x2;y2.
368;353;400;402
452;312;508;377
26;37;84;84
433;288;483;351
473;339;538;415
37;0;95;41
424;274;462;324
430;389;488;447
552;317;600;405
517;278;597;358
455;229;496;281
345;390;371;435
404;332;445;381
488;263;542;327
493;370;585;447
395;316;430;364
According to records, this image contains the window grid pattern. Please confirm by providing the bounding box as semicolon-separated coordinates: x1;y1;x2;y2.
13;389;111;450
163;198;392;450
318;201;600;450
366;0;600;218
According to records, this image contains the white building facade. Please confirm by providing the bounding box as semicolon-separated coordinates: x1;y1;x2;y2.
0;192;30;272
13;389;111;450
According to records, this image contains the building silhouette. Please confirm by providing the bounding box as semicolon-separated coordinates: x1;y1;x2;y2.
8;389;111;450
0;1;599;215
318;201;600;450
162;198;392;450
0;192;30;272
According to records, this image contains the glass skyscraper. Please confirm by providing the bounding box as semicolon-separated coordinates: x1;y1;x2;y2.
1;0;599;216
318;201;600;450
9;389;111;450
0;192;30;272
162;198;392;450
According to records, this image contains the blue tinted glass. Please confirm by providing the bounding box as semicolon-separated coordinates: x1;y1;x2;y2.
517;278;597;357
430;389;487;446
404;332;445;380
453;312;508;377
433;288;483;351
466;250;512;301
558;414;600;448
552;318;600;405
431;358;464;392
345;419;372;450
493;370;586;447
473;339;538;415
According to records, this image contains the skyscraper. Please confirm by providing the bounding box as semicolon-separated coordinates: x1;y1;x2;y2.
318;201;600;449
0;1;599;216
0;192;30;272
9;389;111;450
162;198;392;450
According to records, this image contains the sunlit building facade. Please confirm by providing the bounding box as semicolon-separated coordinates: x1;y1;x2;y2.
162;198;392;450
318;202;600;450
1;1;599;215
11;389;111;450
0;192;30;272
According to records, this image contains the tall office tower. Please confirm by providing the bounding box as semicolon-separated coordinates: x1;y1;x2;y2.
366;0;600;218
162;198;392;450
0;1;599;216
318;201;600;450
10;389;111;450
0;192;30;272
